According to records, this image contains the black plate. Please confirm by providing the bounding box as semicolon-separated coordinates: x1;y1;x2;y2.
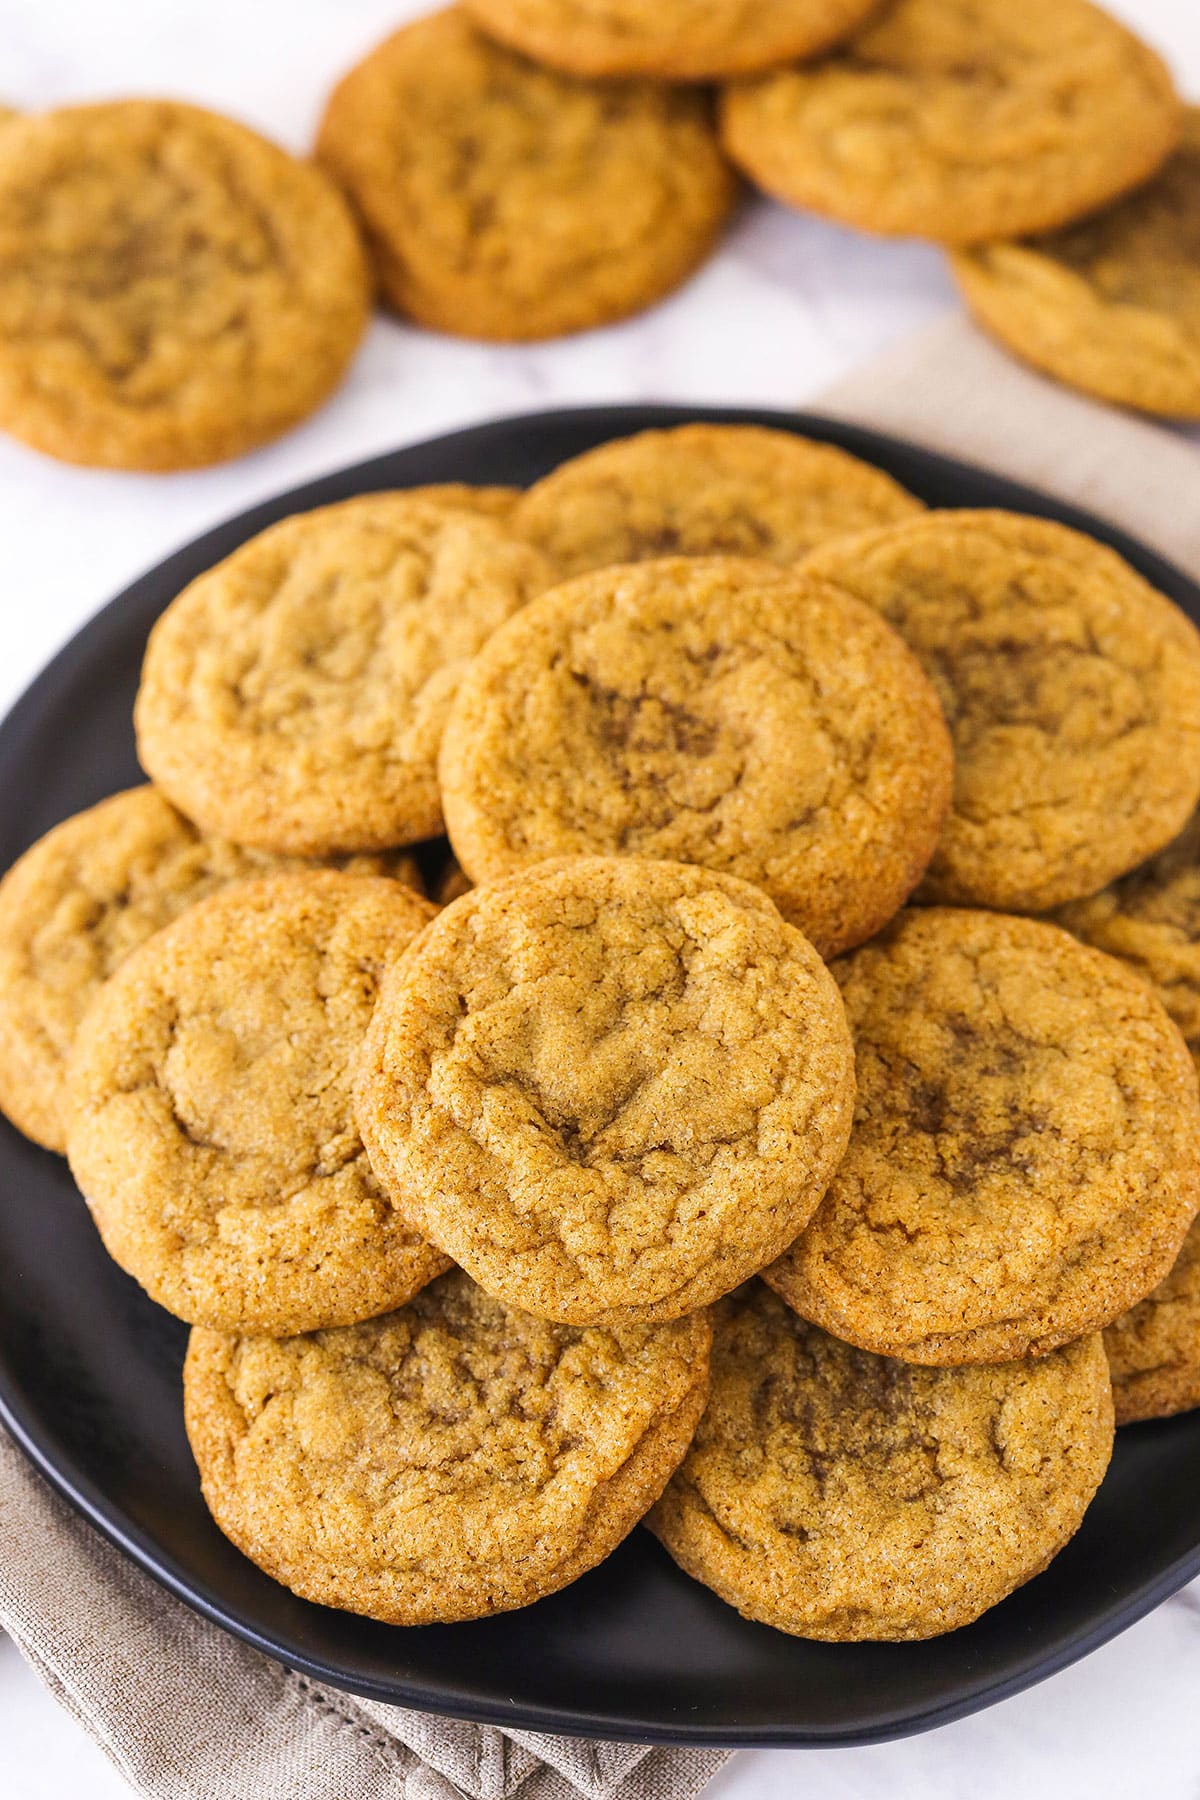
2;404;1199;1749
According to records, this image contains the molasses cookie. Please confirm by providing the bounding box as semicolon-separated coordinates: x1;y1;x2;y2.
803;511;1200;912
356;858;855;1326
720;0;1181;246
1104;1218;1200;1425
514;424;923;579
0;788;422;1152
185;1268;711;1624
135;494;551;855
1054;802;1200;1072
461;0;883;82
650;1282;1113;1640
766;908;1200;1364
439;556;952;958
67;871;449;1334
0;101;369;469
952;110;1200;419
315;8;737;341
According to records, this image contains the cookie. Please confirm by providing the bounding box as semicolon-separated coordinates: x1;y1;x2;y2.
185;1267;711;1624
1104;1218;1200;1425
952;110;1200;420
67;871;449;1334
460;0;883;81
720;0;1181;247
0;788;424;1153
803;511;1200;913
135;494;551;856
1054;803;1200;1074
649;1282;1113;1640
513;424;924;579
408;482;522;519
315;9;737;342
0;101;369;470
356;858;855;1327
439;556;953;958
766;908;1200;1365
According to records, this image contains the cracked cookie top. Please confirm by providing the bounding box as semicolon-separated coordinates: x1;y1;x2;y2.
314;8;737;342
185;1267;711;1623
439;556;953;958
766;907;1200;1364
803;511;1200;911
513;424;924;579
355;858;856;1326
649;1281;1113;1640
66;871;449;1334
0;787;423;1154
460;0;883;82
720;0;1181;246
135;493;551;855
0;101;369;469
953;110;1200;419
1054;801;1200;1075
1104;1217;1200;1426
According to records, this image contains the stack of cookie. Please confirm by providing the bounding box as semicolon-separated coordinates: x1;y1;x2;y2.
5;422;1200;1643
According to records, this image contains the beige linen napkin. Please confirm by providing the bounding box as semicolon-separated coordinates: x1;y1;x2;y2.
1;313;1199;1800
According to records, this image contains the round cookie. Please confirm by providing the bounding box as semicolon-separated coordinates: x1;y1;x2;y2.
67;871;450;1334
766;908;1200;1365
315;8;737;342
0;788;424;1153
356;858;856;1327
803;511;1200;912
460;0;884;82
440;557;952;958
952;110;1200;420
185;1267;711;1624
1104;1218;1200;1426
720;0;1181;247
135;494;551;856
649;1282;1114;1641
513;425;924;579
0;101;369;470
1054;802;1200;1072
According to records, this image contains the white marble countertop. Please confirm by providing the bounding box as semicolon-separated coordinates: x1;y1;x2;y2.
2;2;1199;1795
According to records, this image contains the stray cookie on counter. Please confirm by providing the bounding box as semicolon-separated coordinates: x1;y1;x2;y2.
0;101;369;468
315;8;738;341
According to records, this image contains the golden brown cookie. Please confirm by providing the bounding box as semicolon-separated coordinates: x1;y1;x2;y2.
513;425;924;579
135;494;551;855
650;1282;1113;1640
1054;802;1200;1073
803;511;1200;913
952;110;1200;420
0;101;369;470
439;557;953;958
185;1268;711;1624
407;482;522;519
461;0;884;81
315;8;737;342
720;0;1181;247
0;788;423;1153
356;858;855;1327
1104;1218;1200;1425
767;908;1200;1364
67;871;449;1334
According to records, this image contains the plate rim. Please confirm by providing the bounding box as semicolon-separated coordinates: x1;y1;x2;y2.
2;400;1198;1748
